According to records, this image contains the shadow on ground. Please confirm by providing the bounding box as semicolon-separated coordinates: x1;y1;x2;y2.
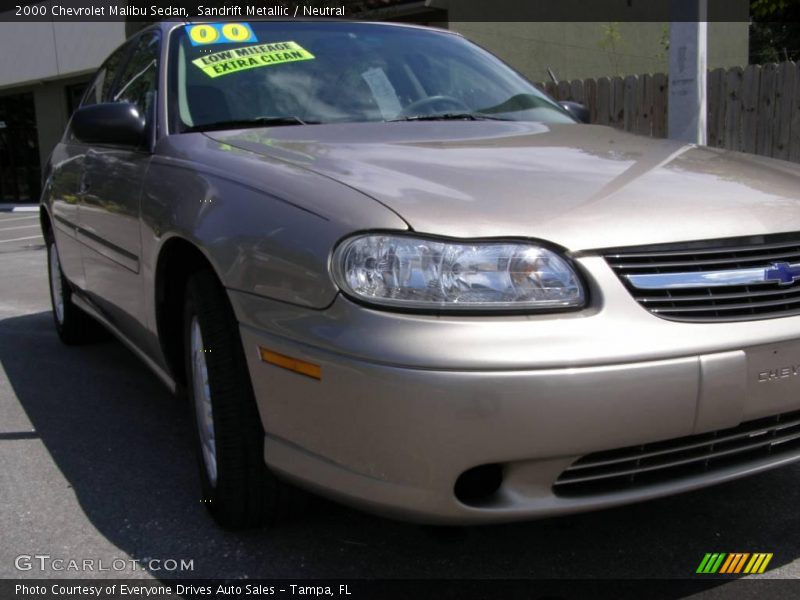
1;310;799;586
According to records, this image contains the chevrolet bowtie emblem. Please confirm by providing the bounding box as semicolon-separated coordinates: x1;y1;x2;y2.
764;262;800;286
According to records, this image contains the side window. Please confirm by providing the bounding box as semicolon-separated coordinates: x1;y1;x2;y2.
81;68;105;107
81;44;129;107
113;32;160;121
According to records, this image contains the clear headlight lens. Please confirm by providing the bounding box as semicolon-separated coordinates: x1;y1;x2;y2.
332;234;585;311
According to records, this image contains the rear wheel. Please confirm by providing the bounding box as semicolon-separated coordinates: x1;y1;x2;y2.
184;269;297;528
47;237;102;345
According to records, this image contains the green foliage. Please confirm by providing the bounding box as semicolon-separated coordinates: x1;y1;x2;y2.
656;24;670;60
751;0;791;19
598;22;625;76
749;0;800;64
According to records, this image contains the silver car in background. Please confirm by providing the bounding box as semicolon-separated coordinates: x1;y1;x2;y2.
41;20;800;528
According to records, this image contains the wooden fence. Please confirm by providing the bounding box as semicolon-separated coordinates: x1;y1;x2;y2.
535;61;800;163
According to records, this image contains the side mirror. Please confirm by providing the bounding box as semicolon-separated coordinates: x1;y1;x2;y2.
71;102;147;147
559;101;591;124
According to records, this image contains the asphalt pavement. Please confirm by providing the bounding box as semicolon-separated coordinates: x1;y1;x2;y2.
1;209;799;593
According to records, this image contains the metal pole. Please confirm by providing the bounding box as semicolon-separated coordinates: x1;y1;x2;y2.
668;0;708;144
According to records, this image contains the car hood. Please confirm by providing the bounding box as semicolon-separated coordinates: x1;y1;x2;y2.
205;122;800;252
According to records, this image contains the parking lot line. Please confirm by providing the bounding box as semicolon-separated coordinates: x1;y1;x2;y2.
0;224;40;232
0;216;38;223
0;234;43;244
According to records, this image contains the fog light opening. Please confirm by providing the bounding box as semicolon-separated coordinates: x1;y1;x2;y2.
454;463;504;505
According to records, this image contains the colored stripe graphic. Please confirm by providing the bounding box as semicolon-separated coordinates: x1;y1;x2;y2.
719;553;749;574
697;553;727;573
696;554;713;573
733;553;750;574
744;553;773;574
719;554;735;574
698;553;773;575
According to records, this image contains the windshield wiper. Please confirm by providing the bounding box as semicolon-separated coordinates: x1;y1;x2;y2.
184;116;314;133
388;112;512;123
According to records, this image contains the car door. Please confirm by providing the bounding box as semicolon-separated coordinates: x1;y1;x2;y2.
78;31;160;346
49;45;128;290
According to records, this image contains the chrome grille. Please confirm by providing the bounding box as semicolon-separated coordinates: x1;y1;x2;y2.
553;411;800;497
606;236;800;322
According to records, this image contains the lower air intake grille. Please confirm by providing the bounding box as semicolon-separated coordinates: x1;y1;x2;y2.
553;411;800;497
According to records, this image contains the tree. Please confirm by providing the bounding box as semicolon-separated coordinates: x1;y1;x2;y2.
749;0;800;64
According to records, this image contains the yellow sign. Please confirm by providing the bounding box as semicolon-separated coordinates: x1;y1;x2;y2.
188;24;220;45
186;23;257;46
221;23;253;42
192;42;315;78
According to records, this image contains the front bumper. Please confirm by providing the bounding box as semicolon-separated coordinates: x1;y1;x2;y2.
229;257;800;523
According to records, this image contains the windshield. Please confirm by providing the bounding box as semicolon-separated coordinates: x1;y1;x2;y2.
168;21;575;131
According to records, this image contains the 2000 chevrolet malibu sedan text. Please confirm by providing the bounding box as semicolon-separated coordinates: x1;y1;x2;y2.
41;20;800;528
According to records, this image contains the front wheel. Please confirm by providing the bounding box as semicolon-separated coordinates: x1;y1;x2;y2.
184;269;297;529
47;237;102;345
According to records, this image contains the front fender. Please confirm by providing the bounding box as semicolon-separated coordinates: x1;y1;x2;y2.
140;137;408;310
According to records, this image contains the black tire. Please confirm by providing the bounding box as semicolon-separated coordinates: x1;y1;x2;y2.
46;236;104;345
184;269;297;529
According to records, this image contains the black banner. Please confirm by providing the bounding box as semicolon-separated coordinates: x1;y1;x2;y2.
0;0;751;22
3;579;800;600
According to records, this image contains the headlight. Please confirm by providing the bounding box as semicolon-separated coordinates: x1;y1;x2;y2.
331;234;585;311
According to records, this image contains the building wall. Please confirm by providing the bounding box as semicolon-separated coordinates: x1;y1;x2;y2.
0;16;126;174
449;22;749;83
0;20;126;90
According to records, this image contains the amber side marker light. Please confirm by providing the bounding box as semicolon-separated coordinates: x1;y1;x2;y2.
259;347;322;380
